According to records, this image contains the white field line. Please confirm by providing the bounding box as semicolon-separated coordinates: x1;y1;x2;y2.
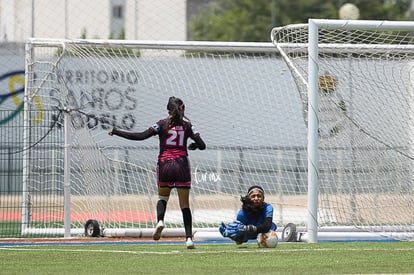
0;246;412;255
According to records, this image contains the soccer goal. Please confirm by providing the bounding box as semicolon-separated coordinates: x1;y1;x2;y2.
22;39;308;239
19;19;414;242
272;19;414;242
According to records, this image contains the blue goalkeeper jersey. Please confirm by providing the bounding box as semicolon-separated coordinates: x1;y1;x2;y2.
236;202;277;231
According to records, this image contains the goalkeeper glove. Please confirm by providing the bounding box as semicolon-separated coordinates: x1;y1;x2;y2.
219;222;228;237
219;221;244;238
240;224;257;233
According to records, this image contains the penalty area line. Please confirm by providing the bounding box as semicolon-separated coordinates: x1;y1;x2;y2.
0;246;412;255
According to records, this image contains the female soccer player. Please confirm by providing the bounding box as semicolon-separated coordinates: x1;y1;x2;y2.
108;96;206;249
219;185;277;244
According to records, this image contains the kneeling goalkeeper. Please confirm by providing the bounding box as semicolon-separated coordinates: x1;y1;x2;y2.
219;185;277;244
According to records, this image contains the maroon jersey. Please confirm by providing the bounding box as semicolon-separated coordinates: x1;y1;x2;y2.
111;116;204;188
151;118;200;162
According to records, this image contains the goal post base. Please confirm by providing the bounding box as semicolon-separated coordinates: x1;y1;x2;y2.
21;226;414;242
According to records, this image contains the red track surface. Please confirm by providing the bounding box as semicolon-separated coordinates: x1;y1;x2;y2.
0;211;155;222
0;237;183;244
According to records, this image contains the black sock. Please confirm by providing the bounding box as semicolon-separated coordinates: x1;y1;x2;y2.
156;200;167;222
181;207;192;239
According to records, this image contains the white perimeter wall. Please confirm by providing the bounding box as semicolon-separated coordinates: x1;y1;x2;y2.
0;0;186;41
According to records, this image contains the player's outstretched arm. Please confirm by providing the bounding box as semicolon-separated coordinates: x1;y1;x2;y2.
108;128;154;141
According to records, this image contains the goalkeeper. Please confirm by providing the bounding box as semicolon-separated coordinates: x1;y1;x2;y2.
219;185;277;244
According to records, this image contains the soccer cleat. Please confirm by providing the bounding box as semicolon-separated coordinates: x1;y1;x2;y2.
152;220;164;241
186;237;195;249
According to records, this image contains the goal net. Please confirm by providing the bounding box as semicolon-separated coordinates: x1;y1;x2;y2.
22;39;308;238
272;19;414;241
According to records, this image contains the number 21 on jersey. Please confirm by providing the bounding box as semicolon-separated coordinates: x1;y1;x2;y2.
166;127;185;146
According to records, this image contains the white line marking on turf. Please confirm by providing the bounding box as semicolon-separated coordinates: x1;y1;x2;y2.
0;247;181;254
0;246;412;255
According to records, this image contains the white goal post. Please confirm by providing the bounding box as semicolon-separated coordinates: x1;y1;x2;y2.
272;19;414;242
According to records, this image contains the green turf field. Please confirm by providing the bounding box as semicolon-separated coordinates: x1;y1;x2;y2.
0;241;413;274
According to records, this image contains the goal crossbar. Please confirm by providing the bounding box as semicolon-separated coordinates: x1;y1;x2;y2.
27;38;277;52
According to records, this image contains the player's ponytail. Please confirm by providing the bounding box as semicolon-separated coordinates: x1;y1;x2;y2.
167;96;189;128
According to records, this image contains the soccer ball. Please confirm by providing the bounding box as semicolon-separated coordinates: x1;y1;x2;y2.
339;3;360;20
256;230;278;248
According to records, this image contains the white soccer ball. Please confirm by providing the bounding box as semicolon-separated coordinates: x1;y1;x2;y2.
339;3;360;20
256;230;278;248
